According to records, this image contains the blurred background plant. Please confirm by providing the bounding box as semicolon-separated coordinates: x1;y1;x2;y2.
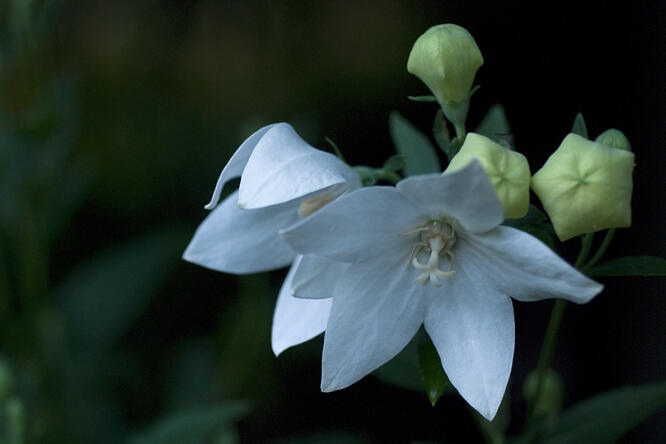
0;1;664;443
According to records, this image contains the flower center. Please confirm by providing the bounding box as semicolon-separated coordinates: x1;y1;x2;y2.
405;218;457;288
298;184;347;218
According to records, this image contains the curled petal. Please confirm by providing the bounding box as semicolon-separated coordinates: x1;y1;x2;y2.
204;123;278;210
239;123;361;209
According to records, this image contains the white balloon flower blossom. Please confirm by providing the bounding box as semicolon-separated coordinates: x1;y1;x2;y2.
280;161;603;420
183;123;360;356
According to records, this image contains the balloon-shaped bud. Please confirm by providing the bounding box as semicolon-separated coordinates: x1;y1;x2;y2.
595;128;631;152
445;133;531;219
407;24;483;106
531;133;635;241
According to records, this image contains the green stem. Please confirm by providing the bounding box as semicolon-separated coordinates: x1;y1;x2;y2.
582;229;615;270
527;235;592;423
527;299;567;423
574;233;594;268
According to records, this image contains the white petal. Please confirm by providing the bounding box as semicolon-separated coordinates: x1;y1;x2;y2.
272;256;332;356
424;266;514;421
397;160;503;233
291;255;348;299
281;186;425;263
204;123;279;210
183;190;298;274
238;123;361;209
321;255;426;391
462;226;603;303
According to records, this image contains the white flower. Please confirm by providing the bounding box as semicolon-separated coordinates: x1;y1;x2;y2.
281;161;603;420
183;123;359;355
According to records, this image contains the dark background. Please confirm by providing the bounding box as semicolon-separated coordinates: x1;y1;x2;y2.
0;0;664;442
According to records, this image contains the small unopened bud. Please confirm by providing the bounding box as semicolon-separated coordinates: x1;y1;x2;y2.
407;24;483;106
445;133;531;219
531;133;635;241
595;128;631;152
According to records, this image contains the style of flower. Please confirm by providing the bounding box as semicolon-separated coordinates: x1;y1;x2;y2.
281;161;603;420
183;122;360;355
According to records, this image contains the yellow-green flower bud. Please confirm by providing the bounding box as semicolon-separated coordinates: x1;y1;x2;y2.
595;128;632;152
445;133;531;219
407;24;483;106
531;133;635;241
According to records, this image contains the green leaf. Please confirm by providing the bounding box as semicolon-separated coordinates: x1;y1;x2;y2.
475;104;511;145
538;381;666;444
585;256;666;277
55;226;188;351
382;154;407;172
432;110;457;161
407;95;438;102
504;205;556;249
127;401;250;444
571;113;588;139
417;336;454;406
389;111;440;176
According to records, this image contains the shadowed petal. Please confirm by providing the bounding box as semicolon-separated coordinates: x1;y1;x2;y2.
397;161;503;233
424;261;514;421
321;254;426;391
462;226;603;303
291;255;348;299
184;190;297;274
204;123;278;210
272;256;332;356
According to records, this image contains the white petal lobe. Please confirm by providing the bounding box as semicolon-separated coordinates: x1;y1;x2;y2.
183;190;297;274
321;255;426;391
281;186;425;263
397;161;503;233
424;264;514;421
272;256;332;356
462;226;603;303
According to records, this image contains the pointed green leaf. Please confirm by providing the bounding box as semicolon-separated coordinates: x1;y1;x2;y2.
407;95;438;102
571;113;588;139
538;381;666;444
382;154;407;172
585;256;666;277
417;336;454;406
127;401;250;444
475;104;511;145
389;111;440;176
55;226;189;351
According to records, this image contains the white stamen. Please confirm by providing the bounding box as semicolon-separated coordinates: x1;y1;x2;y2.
407;219;457;287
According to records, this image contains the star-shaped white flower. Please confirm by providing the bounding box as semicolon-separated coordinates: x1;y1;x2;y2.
183;123;359;355
281;161;602;420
